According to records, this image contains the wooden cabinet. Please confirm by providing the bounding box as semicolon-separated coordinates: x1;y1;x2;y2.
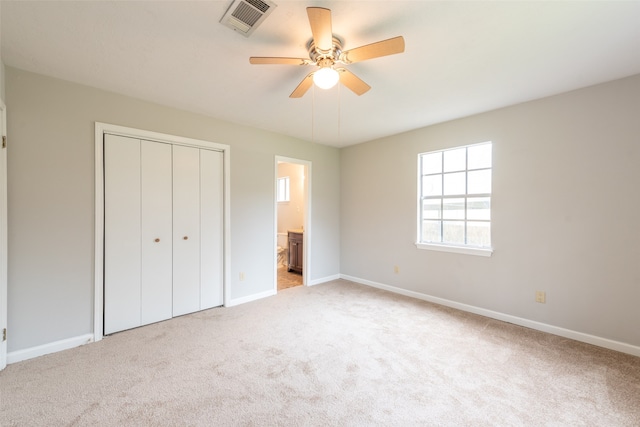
287;231;303;274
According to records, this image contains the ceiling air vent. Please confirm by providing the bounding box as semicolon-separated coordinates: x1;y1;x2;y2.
220;0;277;37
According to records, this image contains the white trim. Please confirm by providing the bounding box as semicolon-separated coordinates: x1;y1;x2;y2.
274;156;312;291
96;123;229;151
415;242;493;257
0;102;7;370
94;122;231;343
7;334;94;364
308;274;341;286
341;274;640;358
94;125;105;343
227;289;276;307
417;142;494;257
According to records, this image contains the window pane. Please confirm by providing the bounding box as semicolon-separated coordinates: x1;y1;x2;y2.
467;197;490;220
443;198;465;220
421;152;442;174
277;177;290;202
444;147;466;172
422;220;441;242
422;175;442;197
443;172;465;195
422;199;441;220
468;169;491;194
418;142;492;248
468;143;492;170
443;221;464;244
467;221;491;247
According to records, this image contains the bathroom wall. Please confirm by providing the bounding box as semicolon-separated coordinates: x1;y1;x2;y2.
277;162;305;234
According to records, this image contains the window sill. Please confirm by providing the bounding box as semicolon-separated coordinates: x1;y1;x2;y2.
415;242;493;257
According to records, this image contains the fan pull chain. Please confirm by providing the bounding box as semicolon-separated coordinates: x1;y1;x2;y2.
338;82;341;142
311;84;315;143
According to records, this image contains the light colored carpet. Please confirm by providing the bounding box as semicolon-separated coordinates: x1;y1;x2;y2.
1;279;639;426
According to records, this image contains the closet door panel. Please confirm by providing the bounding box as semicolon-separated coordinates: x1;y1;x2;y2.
140;140;173;325
200;150;224;309
104;135;142;334
172;145;201;316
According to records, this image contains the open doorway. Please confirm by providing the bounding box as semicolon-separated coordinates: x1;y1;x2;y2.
275;157;310;291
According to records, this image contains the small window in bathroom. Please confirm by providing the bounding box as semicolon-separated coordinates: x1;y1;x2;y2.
277;176;290;202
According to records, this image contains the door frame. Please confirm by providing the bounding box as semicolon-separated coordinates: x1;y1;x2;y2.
94;123;231;342
274;156;311;290
0;102;7;370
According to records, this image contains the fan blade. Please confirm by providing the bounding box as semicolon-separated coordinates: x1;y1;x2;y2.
250;57;309;65
307;7;333;52
340;36;405;64
290;73;315;98
337;68;371;96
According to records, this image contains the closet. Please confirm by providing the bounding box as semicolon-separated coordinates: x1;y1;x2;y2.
104;134;223;335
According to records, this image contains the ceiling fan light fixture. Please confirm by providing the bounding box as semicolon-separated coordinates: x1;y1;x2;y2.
313;67;339;89
248;7;405;98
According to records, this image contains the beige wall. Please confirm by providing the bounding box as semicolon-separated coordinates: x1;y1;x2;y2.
0;62;4;102
0;3;4;101
341;74;640;348
6;67;341;352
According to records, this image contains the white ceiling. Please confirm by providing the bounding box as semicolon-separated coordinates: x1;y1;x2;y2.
2;1;640;147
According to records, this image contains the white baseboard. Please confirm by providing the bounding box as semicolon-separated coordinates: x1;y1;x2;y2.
227;274;340;306
12;276;637;364
341;274;640;358
228;289;276;307
308;274;341;286
7;333;94;364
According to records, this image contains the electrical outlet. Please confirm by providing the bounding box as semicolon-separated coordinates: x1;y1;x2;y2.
239;272;245;281
394;265;399;274
535;291;546;303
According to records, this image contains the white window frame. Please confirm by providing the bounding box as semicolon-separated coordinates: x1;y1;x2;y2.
416;142;493;257
277;176;290;202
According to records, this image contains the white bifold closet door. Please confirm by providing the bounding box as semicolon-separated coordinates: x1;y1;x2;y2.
104;134;223;335
140;140;173;325
172;146;224;316
172;145;201;316
199;149;224;310
104;135;144;334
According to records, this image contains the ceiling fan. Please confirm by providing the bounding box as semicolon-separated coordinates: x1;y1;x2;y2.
249;7;405;98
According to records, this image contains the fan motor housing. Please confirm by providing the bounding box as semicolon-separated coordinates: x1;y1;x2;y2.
307;36;343;63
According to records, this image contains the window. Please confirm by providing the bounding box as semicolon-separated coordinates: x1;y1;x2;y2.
277;176;290;202
417;142;492;256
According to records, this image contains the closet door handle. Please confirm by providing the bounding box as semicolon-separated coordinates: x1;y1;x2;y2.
183;236;189;240
154;238;160;243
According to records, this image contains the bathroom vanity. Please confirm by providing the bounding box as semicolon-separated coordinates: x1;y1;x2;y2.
287;230;303;274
